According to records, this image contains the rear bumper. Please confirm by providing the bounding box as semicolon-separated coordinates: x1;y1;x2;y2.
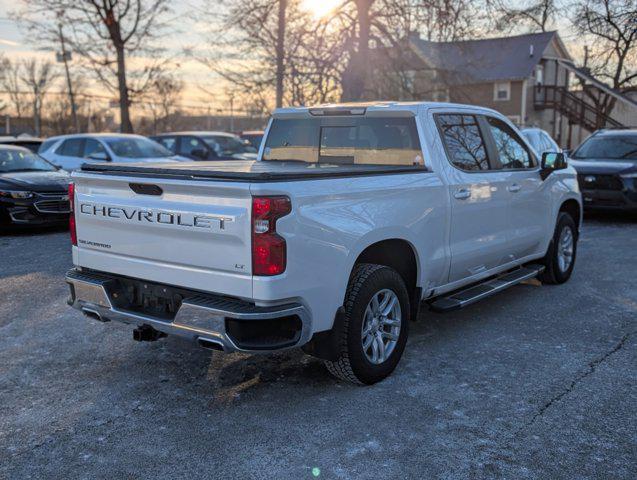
65;268;312;353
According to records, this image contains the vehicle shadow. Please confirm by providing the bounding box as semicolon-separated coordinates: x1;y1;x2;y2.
1;225;68;237
583;210;637;224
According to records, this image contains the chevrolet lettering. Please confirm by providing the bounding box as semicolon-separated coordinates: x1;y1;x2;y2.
79;203;234;230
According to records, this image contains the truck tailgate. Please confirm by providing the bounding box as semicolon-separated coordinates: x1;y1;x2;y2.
72;172;253;298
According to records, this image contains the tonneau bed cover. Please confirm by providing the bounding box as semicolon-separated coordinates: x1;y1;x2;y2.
80;160;426;182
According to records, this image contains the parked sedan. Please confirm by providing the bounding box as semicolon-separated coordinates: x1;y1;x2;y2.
521;127;560;156
0;145;71;228
568;128;637;212
151;131;258;161
39;133;187;171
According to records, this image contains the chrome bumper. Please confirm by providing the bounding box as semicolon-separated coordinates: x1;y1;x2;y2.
65;269;311;353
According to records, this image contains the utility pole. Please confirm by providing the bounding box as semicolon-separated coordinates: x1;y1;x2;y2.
275;0;286;108
56;14;79;132
229;95;235;132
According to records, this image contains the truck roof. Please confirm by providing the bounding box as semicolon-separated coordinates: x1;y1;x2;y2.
273;101;500;117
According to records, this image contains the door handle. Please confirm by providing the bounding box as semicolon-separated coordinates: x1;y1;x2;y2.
507;183;521;193
454;188;471;200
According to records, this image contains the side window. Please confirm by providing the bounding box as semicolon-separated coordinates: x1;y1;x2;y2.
155;136;177;153
83;139;107;158
39;138;58;153
486;117;535;169
436;114;489;171
178;136;207;156
56;138;84;157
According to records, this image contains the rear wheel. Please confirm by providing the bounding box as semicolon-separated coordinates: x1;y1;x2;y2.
539;212;578;284
324;264;410;385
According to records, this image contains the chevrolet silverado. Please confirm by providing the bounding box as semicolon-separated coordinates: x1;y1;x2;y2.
65;102;582;384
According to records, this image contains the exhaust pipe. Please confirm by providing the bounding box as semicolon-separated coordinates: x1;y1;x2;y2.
133;325;167;342
82;308;108;323
198;337;225;351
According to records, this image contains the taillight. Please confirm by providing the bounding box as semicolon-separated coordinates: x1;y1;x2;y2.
69;182;77;246
251;196;291;276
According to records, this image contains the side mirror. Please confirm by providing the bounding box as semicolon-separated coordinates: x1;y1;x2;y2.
190;148;208;159
88;151;110;161
540;152;567;180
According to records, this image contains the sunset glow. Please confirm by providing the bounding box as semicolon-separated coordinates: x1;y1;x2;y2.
302;0;342;19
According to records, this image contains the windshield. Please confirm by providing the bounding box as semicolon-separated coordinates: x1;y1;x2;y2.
106;137;173;159
0;149;56;173
572;134;637;160
201;135;257;156
262;117;423;166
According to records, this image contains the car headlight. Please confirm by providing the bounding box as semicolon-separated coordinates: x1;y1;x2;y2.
0;190;35;199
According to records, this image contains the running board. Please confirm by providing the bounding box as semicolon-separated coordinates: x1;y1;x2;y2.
429;265;545;313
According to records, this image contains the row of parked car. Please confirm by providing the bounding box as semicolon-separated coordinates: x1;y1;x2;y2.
0;130;264;229
0;122;636;231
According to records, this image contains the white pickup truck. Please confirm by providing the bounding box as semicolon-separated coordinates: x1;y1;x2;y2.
66;102;582;384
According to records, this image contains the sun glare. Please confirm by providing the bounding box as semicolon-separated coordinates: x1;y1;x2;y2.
302;0;342;19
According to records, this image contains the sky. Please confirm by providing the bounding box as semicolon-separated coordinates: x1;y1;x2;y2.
0;0;234;114
0;0;585;116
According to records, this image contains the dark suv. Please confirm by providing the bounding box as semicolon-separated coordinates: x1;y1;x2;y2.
569;128;637;212
150;132;258;161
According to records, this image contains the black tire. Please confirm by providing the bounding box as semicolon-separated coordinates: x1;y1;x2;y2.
539;212;578;284
324;263;410;385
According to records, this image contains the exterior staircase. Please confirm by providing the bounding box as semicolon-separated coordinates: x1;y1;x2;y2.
534;85;624;131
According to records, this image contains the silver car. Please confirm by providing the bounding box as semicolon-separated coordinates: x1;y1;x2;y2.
521;127;561;156
38;133;188;171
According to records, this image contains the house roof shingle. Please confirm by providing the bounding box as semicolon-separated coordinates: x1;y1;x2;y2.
409;31;558;84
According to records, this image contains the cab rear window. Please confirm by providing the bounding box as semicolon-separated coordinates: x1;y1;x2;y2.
263;117;423;166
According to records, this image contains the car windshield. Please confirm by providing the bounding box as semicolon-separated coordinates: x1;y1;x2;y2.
201;135;257;155
572;133;637;160
0;149;56;173
106;137;173;158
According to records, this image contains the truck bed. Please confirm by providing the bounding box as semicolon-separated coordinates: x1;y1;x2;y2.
80;160;426;182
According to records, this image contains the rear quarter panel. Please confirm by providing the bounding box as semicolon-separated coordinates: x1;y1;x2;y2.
251;171;450;332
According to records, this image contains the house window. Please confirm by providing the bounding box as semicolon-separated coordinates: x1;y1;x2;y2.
494;82;511;101
535;65;544;85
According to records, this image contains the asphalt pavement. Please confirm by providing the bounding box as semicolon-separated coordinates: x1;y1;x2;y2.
1;215;635;479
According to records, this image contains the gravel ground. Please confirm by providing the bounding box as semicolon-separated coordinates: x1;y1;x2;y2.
1;215;635;479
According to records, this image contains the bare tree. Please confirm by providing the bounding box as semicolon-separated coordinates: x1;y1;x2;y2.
340;0;487;100
0;56;7;116
17;0;173;133
417;0;484;41
572;0;637;119
144;74;183;134
491;0;558;33
48;72;89;134
13;8;83;132
20;59;58;136
198;0;343;109
1;58;29;119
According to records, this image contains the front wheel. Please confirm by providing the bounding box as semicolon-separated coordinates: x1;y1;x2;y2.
324;264;410;385
539;212;578;284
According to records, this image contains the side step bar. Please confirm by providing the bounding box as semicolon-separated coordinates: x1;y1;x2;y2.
429;265;545;313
